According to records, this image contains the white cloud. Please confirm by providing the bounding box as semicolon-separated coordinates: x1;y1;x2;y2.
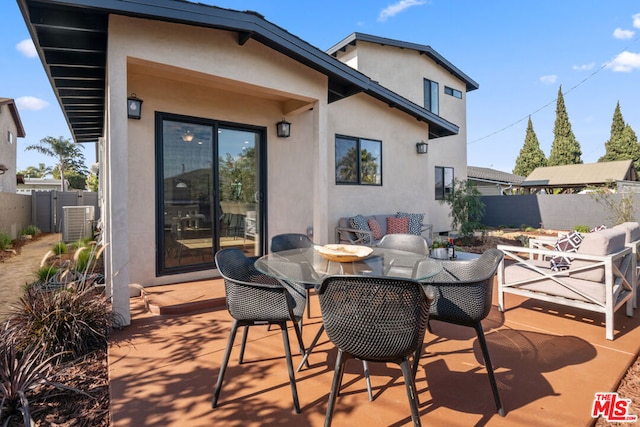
607;51;640;72
572;62;595;71
15;96;49;111
633;13;640;29
613;28;635;39
539;74;558;84
16;39;37;58
378;0;427;22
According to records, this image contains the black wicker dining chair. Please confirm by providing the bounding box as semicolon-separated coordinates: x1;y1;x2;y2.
318;275;433;427
415;248;505;417
270;233;317;318
212;248;307;414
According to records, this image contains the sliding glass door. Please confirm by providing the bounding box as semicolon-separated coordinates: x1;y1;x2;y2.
156;113;265;275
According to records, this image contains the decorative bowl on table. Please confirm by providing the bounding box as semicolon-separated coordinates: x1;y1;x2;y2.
316;244;373;262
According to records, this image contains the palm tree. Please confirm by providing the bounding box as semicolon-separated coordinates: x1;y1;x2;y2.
25;136;87;191
19;162;53;178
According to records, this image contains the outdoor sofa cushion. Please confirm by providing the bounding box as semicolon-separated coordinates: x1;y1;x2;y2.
570;227;626;282
337;213;431;245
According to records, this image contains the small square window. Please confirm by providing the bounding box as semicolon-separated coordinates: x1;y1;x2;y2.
335;135;382;185
444;86;462;99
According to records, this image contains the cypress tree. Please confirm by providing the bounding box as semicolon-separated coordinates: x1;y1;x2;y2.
548;86;582;166
513;116;547;176
599;102;640;170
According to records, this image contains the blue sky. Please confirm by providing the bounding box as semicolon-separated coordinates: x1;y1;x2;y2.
2;0;639;174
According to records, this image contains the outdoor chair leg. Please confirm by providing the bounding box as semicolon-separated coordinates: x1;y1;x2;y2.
400;357;422;427
297;324;324;371
238;325;249;364
212;320;239;408
279;322;301;414
363;360;373;401
291;319;308;369
325;349;348;427
474;323;504;417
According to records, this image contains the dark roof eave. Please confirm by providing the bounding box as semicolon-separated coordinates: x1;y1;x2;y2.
0;99;26;137
17;0;460;141
327;32;479;92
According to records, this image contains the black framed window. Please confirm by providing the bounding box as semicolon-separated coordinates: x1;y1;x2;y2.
335;135;382;185
424;78;439;115
435;166;454;200
444;86;462;99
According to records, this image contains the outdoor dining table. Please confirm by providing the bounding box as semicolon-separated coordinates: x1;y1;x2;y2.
254;245;444;371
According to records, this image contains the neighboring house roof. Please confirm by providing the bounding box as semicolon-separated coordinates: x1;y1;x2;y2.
467;166;524;185
17;0;460;143
327;33;479;92
521;160;638;188
0;98;26;137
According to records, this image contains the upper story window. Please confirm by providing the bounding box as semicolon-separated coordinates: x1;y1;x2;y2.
335;135;382;185
7;131;14;144
445;86;462;99
423;78;439;115
435;166;454;200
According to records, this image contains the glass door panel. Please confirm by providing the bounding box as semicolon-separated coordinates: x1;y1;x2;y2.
161;120;214;271
218;127;260;256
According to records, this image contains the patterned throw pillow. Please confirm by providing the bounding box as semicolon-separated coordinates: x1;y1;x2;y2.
368;218;384;240
387;216;409;234
349;215;371;244
550;231;583;271
397;212;424;235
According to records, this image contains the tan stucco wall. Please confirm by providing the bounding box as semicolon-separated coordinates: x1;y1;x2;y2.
0;104;19;193
332;41;471;233
0;193;31;239
104;16;329;322
326;93;456;234
102;16;473;323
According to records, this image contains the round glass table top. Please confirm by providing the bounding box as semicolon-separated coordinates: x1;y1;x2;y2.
255;245;443;286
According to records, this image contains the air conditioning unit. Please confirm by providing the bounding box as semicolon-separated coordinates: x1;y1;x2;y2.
62;206;95;242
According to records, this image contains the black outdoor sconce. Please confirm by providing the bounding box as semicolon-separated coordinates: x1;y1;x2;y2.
127;93;143;120
276;118;291;138
416;140;428;154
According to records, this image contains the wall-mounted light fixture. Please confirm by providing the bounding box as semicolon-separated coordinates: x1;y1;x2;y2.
0;164;8;175
127;93;143;120
276;118;291;138
416;140;428;154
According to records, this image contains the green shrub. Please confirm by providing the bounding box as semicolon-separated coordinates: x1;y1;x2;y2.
68;238;92;251
517;234;531;247
33;265;59;283
573;225;590;233
0;232;12;250
525;226;536;232
19;225;41;237
52;241;67;255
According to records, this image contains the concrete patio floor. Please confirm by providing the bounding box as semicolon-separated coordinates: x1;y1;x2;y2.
108;278;640;426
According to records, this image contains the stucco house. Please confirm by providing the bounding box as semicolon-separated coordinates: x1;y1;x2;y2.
18;0;478;325
0;98;26;193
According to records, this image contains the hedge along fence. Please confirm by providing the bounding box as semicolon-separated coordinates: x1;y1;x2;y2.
480;193;640;230
0;193;32;239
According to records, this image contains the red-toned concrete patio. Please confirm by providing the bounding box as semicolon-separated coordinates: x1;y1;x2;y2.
108;278;640;426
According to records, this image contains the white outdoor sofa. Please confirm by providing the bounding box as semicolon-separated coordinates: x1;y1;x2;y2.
497;225;639;340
